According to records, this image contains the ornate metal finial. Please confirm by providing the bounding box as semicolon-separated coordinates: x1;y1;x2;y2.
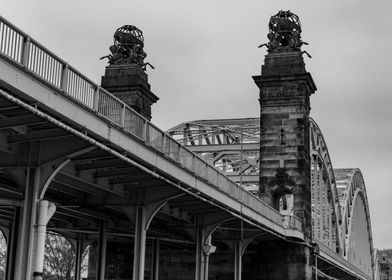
100;25;154;70
259;10;310;56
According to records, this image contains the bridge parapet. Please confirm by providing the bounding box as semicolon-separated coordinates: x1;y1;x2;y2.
0;15;302;233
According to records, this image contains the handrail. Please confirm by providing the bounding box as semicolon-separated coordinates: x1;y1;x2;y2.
316;239;371;280
0;15;302;232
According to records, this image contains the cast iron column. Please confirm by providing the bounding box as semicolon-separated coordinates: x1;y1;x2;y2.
133;206;147;280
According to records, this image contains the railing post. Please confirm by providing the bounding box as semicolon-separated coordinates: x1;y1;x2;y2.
142;120;148;142
120;104;126;128
93;86;100;111
60;64;69;92
21;36;30;67
178;146;183;165
161;133;166;153
192;155;196;173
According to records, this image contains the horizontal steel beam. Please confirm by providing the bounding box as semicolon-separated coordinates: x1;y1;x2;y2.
76;158;127;170
8;127;71;143
0;115;45;129
187;142;259;152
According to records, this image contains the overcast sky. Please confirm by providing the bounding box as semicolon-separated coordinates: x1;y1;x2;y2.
1;0;391;249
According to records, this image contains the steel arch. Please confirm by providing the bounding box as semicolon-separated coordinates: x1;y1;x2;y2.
309;119;342;253
334;168;374;276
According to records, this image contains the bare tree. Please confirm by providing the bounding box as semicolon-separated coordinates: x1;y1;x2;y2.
44;232;75;280
0;230;6;280
44;231;89;280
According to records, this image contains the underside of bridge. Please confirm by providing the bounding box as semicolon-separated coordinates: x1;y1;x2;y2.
0;10;376;280
0;86;305;279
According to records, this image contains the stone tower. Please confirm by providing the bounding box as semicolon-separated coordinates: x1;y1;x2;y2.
100;25;158;121
253;11;317;236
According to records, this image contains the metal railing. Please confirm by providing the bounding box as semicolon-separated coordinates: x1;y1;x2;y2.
316;240;371;280
0;15;302;232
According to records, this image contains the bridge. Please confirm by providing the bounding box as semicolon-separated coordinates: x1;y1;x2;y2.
0;11;376;280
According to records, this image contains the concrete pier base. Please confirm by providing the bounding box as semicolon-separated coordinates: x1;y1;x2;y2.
243;240;313;280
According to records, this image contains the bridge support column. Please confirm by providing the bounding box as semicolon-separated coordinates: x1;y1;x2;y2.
5;207;19;280
243;240;313;280
202;239;215;280
133;206;147;280
97;221;107;280
13;153;41;279
151;239;160;280
121;191;181;280
33;200;56;280
234;240;242;280
195;228;216;280
195;226;206;280
74;237;83;280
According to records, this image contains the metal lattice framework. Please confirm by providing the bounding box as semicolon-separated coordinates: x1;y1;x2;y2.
334;168;374;276
168;118;260;193
310;120;341;252
168;117;375;277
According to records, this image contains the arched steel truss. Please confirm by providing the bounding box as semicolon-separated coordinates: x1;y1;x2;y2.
309;120;341;252
168;117;374;275
168;118;260;193
334;168;374;276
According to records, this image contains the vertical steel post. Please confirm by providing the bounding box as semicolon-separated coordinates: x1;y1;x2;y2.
142;120;148;142
201;236;215;280
234;241;242;280
60;64;69;92
96;221;107;280
74;237;83;280
33;200;48;280
239;130;243;188
151;239;160;280
21;36;30;67
5;207;19;280
133;206;147;280
120;104;126;128
204;253;209;280
14;144;41;280
33;200;56;280
195;225;205;280
93;86;100;111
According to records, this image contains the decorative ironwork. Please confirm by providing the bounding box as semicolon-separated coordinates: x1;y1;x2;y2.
258;10;309;53
100;25;154;70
